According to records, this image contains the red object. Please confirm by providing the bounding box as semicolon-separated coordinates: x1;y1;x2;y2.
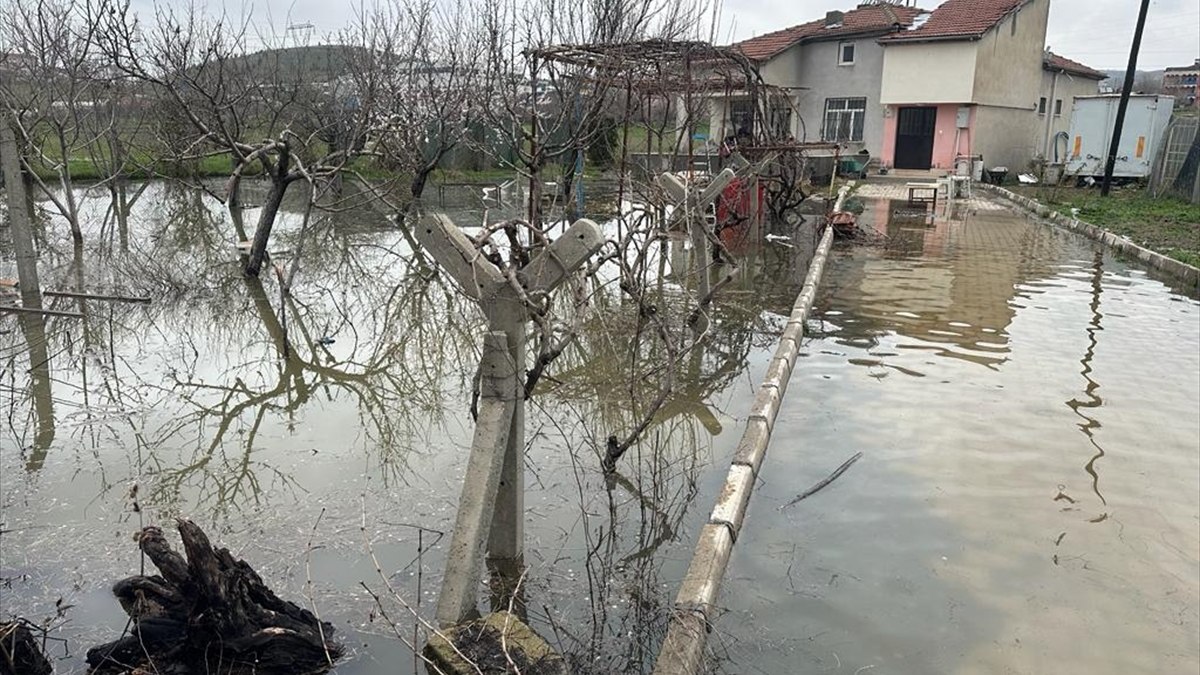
717;177;765;252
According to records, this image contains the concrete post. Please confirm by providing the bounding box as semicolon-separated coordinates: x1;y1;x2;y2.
1;121;42;309
436;332;517;627
483;310;524;563
415;212;604;618
657;168;735;325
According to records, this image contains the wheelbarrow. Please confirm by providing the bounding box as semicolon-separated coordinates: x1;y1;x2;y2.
838;151;871;179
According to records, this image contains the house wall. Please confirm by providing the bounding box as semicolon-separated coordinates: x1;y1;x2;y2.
1037;70;1101;160
880;103;973;170
707;43;805;142
972;0;1050;107
973;104;1041;170
880;41;978;104
794;37;889;156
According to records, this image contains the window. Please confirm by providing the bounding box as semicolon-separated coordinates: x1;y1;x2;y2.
839;42;855;65
1054;99;1063;116
1038;97;1047;114
822;97;866;142
768;100;792;138
729;99;754;135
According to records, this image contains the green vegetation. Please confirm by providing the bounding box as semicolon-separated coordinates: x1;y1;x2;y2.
1014;185;1200;268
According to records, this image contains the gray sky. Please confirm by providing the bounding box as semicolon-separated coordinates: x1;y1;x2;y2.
721;0;1199;70
149;0;1199;71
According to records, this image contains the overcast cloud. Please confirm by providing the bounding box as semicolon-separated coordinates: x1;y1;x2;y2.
137;0;1199;71
719;0;1198;70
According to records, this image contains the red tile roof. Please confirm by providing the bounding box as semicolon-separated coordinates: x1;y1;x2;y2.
736;4;927;61
881;0;1026;42
1043;51;1105;80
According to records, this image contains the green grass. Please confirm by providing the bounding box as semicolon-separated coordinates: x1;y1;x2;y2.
30;150;248;182
1014;185;1200;268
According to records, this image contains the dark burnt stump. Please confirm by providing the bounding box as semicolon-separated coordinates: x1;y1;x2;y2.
1;620;53;675
87;519;341;674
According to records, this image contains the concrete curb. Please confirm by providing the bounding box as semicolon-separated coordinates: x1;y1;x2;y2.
980;184;1200;291
652;186;846;675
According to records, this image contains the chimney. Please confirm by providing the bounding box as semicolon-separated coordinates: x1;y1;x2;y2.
825;10;845;26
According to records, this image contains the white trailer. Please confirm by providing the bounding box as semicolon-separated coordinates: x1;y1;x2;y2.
1064;94;1175;179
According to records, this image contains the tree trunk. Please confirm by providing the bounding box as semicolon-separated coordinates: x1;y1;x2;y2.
411;168;431;200
0;621;53;675
245;154;290;277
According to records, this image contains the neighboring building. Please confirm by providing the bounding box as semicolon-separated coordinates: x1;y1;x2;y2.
715;2;927;158
1039;51;1106;161
878;0;1053;172
1162;59;1199;107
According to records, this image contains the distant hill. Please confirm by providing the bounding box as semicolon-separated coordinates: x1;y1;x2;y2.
1100;68;1165;93
188;45;366;84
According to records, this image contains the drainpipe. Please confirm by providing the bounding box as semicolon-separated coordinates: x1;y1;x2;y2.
1042;70;1059;162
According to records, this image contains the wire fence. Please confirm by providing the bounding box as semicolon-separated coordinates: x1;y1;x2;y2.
1149;114;1200;203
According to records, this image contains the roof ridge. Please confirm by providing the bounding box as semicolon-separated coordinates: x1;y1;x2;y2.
734;3;924;61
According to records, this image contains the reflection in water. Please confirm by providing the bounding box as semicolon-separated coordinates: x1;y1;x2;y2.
720;196;1200;674
15;312;55;471
1067;250;1108;510
1;179;811;673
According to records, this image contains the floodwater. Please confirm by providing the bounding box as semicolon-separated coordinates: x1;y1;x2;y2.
0;177;818;673
720;195;1200;673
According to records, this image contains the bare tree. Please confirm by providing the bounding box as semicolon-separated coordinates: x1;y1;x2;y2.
476;0;710;224
342;0;486;202
99;4;378;276
0;0;129;246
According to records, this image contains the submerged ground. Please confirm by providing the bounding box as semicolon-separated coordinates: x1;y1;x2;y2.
1;178;1197;674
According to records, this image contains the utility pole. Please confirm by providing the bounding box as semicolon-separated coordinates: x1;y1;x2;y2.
1101;0;1151;196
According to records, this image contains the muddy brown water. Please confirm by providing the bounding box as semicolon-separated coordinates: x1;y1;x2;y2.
720;197;1200;673
1;179;815;673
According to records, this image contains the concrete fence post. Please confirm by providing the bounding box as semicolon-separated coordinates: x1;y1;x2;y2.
436;332;517;626
415;211;605;620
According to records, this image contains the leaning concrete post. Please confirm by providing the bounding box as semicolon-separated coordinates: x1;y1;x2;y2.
658;168;735;325
436;332;517;626
415;212;605;605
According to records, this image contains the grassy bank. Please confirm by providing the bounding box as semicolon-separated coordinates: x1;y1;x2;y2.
31;153;248;182
1012;185;1200;268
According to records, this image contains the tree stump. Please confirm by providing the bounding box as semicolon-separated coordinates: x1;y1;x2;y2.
87;519;341;674
1;620;53;675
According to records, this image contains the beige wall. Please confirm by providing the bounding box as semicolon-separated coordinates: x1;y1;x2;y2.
972;0;1050;107
880;41;977;104
973;104;1041;170
1037;70;1101;159
757;43;805;90
708;43;805;141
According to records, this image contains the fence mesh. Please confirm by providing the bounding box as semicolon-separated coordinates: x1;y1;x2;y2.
1149;115;1200;204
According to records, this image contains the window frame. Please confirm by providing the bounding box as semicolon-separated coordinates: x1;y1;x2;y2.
1054;98;1063;116
822;96;867;143
838;42;856;66
1038;96;1047;115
